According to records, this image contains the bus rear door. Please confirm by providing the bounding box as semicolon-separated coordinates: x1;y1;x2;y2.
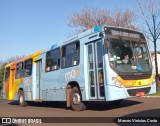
35;60;42;100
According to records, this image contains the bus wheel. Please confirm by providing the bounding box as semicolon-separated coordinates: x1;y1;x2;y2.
70;87;86;111
18;91;27;107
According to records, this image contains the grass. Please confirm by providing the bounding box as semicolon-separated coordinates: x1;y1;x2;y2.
148;90;160;96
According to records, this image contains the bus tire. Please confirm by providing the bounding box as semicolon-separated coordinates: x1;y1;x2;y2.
70;86;86;111
18;91;27;107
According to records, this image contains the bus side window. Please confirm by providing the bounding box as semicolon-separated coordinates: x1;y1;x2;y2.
73;42;80;66
61;41;80;68
4;67;10;81
46;48;60;72
24;59;32;77
61;47;66;68
16;62;23;79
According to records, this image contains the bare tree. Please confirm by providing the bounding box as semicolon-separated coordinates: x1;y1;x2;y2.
68;7;137;34
137;0;160;90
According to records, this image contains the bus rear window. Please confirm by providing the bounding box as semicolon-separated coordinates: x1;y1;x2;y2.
5;67;10;81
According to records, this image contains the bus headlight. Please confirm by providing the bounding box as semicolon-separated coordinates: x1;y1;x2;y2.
112;77;123;88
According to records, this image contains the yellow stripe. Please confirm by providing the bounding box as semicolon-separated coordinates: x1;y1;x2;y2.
117;75;154;88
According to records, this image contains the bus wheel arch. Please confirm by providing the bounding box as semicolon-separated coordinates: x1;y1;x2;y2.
66;82;86;111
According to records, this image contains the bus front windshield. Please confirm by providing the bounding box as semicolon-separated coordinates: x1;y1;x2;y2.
108;39;152;73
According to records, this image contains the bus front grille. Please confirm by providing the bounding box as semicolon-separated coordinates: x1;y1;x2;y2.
127;87;151;96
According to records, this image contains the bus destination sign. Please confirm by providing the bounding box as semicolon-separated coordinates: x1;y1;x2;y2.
104;27;145;40
111;30;140;39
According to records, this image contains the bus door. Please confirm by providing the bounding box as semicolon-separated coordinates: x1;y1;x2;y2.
86;39;105;99
11;68;15;85
4;67;10;99
35;60;42;100
10;67;16;98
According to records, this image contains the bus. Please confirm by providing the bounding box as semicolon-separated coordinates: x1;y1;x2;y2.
3;26;156;111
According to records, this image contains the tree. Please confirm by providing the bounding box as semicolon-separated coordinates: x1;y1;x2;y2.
0;60;6;90
137;0;160;91
0;71;3;89
68;7;137;34
0;55;24;90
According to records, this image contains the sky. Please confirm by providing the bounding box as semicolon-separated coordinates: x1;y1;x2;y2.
0;0;160;61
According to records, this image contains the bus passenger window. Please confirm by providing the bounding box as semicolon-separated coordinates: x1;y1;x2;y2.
46;48;60;72
72;42;80;66
61;41;80;68
24;59;32;77
16;62;23;79
76;42;80;52
46;62;51;71
61;47;66;68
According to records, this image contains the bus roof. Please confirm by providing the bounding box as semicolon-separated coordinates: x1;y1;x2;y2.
50;26;104;50
5;25;143;68
49;25;142;50
5;50;43;68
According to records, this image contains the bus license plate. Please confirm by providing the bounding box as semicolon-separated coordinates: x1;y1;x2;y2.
136;92;145;97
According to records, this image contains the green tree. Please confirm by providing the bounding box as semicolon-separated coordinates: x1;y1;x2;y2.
0;71;3;89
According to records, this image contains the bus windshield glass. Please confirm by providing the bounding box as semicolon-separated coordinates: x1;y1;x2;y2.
108;39;152;73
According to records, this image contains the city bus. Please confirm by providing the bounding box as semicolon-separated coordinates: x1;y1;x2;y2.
3;26;156;111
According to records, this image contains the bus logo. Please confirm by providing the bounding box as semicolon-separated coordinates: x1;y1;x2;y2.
65;67;80;82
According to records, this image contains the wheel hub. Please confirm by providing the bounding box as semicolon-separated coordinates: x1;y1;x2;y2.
72;93;81;105
20;95;23;104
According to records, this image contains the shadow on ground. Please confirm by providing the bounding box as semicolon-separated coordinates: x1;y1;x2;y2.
85;100;142;111
114;109;160;126
8;99;143;111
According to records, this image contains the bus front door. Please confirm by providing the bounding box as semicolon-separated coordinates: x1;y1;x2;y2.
87;39;105;100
